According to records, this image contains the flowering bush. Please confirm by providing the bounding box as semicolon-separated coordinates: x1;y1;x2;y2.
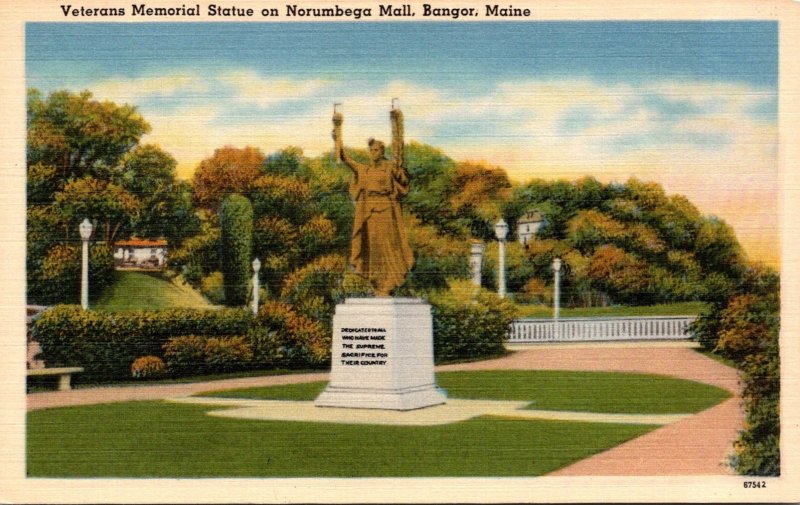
204;336;254;373
131;356;166;379
251;301;330;367
163;336;206;376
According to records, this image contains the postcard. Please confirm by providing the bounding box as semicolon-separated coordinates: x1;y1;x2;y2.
1;0;799;503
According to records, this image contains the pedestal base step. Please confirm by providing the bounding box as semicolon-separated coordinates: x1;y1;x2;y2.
314;383;447;411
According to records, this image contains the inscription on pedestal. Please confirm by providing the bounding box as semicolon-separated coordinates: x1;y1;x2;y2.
339;327;388;366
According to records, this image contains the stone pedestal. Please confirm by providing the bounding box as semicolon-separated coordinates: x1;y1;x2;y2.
315;298;446;411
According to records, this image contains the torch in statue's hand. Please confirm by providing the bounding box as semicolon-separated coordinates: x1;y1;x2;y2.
332;110;344;163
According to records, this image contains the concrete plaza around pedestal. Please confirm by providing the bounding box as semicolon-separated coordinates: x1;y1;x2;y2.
168;396;691;426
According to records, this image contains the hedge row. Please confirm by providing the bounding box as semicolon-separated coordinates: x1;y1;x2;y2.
33;283;516;382
32;305;252;382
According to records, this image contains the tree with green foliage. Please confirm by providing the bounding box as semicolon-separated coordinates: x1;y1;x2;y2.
27;88;150;182
120;144;200;243
219;194;253;306
26;88;158;304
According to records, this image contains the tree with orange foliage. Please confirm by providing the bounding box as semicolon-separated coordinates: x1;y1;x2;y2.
192;146;265;209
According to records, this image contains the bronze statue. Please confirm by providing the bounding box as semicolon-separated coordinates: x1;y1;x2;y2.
332;106;414;295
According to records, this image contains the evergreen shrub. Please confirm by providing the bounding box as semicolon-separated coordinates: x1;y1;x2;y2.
220;194;253;306
427;280;514;364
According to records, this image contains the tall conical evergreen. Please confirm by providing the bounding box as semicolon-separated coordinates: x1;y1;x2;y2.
220;194;253;306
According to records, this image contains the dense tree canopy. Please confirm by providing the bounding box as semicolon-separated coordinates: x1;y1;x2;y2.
27;86;764;312
26;89;196;304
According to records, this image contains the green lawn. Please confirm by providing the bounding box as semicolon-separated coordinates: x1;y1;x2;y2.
27;402;655;477
27;370;732;477
94;271;213;311
201;370;731;415
514;301;707;318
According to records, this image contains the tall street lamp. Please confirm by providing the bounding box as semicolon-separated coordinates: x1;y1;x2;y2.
79;218;93;310
494;219;509;298
251;257;261;315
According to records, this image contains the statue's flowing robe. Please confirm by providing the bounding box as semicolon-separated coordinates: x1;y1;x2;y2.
349;160;414;295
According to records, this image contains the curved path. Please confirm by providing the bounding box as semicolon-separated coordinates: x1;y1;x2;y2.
441;341;743;475
27;341;742;475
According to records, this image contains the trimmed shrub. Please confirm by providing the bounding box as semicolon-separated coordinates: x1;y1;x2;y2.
427;280;514;363
163;336;206;376
220;194;253;306
164;335;253;375
204;336;254;373
251;301;330;367
131;356;166;379
32;305;252;382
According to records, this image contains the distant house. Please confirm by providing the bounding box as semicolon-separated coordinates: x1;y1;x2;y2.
113;239;168;269
517;209;544;245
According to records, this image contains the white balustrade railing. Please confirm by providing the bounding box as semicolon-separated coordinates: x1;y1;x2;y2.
508;315;696;343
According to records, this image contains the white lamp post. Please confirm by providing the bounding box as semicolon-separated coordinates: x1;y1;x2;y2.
251;257;261;315
494;219;509;298
552;257;562;339
79;218;93;310
469;241;485;287
552;258;562;319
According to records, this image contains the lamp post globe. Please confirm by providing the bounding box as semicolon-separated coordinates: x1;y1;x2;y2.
79;218;93;240
494;218;509;241
79;219;93;310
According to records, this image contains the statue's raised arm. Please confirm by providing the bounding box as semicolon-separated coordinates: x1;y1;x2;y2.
332;112;367;174
390;108;404;170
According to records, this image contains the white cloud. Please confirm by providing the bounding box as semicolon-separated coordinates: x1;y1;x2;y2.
217;70;330;108
90;72;208;102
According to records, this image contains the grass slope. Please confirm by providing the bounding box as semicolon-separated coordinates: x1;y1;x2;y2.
201;370;732;415
27;401;654;477
94;271;212;311
515;301;707;318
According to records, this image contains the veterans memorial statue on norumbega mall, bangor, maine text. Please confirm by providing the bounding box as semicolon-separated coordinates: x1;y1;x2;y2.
314;103;447;411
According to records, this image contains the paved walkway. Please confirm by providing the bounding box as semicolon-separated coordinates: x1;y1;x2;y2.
27;341;743;475
27;372;330;411
440;342;743;475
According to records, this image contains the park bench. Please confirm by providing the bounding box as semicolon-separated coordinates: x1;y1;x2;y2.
26;367;84;391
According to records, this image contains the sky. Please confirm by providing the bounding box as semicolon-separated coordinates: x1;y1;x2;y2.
26;22;779;267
